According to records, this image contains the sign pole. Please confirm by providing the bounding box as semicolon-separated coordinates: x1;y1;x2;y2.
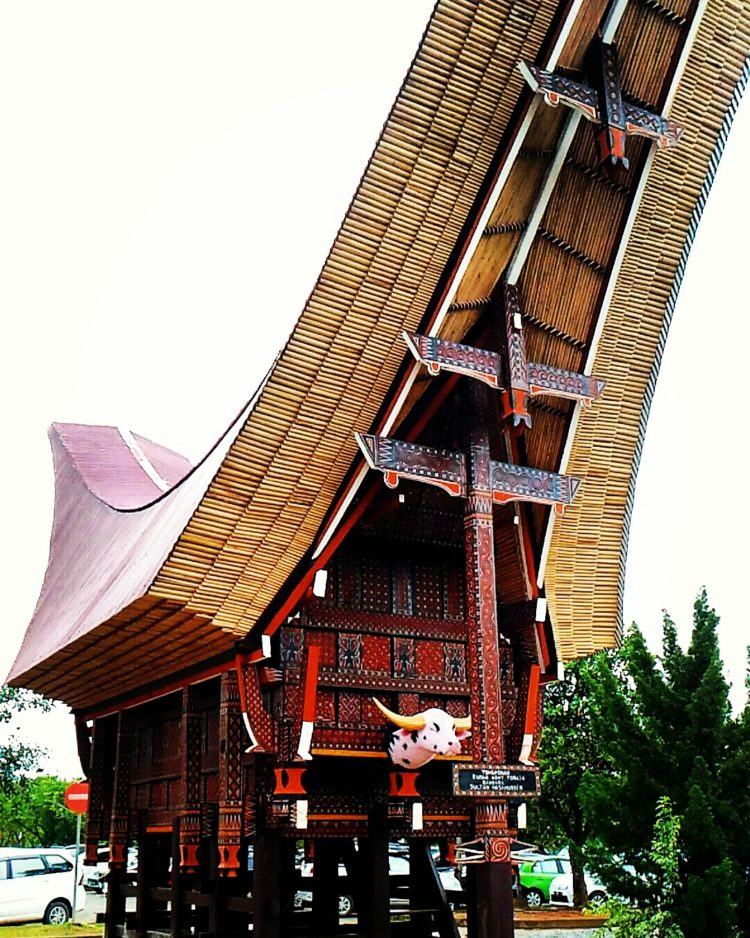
72;811;81;924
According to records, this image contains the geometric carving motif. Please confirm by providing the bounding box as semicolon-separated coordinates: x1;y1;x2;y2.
444;643;467;681
518;45;683;168
338;633;363;671
338;692;362;725
393;637;416;678
416;640;443;677
280;628;304;668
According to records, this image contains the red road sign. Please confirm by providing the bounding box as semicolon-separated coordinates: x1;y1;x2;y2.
64;781;89;815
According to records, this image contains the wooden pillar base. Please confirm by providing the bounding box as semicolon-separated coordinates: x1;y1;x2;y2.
465;861;514;938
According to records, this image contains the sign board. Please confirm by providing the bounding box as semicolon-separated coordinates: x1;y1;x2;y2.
64;781;90;815
451;764;540;798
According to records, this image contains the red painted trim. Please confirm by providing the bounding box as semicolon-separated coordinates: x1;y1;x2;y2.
235;652;249;713
302;645;321;722
536;620;551;669
524;664;541;736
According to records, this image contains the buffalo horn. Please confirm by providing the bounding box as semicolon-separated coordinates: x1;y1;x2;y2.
372;697;426;731
454;714;472;731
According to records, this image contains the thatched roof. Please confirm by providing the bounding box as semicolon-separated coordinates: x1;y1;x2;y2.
9;0;750;710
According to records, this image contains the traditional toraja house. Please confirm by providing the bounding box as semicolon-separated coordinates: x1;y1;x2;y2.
8;2;750;936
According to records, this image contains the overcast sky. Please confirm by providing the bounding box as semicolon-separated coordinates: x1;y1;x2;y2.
1;3;747;778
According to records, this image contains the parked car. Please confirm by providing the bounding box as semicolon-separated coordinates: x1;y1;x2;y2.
548;870;607;906
83;845;139;892
83;846;110;893
0;847;86;925
294;848;463;916
518;854;606;907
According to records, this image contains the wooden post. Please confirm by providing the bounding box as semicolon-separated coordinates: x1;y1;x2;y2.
179;685;202;875
359;802;390;938
311;839;340;933
170;818;184;938
463;381;514;938
252;825;282;938
104;714;131;938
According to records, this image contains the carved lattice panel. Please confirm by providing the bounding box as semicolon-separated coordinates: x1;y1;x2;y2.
445;698;470;719
338;633;363;671
338;692;362;726
413;563;443;618
443;643;467;681
361;555;391;613
416;640;443;677
280;628;305;668
393;637;416;678
398;693;420;715
362;634;390;672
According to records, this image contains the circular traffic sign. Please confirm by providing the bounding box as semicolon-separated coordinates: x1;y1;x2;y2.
64;781;90;815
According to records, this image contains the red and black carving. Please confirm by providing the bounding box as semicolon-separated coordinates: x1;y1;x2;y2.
404;332;502;388
393;637;417;678
179;685;202;873
217;672;243;877
519;45;683;168
338;632;363;671
108;713;133;870
356;433;466;498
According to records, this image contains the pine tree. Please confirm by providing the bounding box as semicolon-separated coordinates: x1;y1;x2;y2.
584;590;747;936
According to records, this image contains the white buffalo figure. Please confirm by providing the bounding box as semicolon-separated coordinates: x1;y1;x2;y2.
373;698;471;769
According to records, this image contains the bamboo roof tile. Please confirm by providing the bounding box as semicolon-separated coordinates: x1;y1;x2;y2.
8;0;750;709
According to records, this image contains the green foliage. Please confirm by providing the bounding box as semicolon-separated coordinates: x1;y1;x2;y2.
533;590;750;934
598;797;684;938
0;686;52;789
583;591;747;936
527;654;613;905
0;686;81;846
0;775;83;847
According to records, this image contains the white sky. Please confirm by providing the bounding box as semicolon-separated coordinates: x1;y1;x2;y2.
1;3;747;779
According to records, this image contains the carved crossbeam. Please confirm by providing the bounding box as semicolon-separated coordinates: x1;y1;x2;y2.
519;41;683;168
356;433;580;515
356;433;466;498
405;287;604;434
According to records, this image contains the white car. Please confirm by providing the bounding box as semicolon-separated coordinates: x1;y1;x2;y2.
295;850;463;916
548;869;607;906
0;847;86;924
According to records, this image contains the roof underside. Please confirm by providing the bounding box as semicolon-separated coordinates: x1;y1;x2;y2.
9;0;750;710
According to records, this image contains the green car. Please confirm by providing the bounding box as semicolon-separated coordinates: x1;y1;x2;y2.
518;856;570;907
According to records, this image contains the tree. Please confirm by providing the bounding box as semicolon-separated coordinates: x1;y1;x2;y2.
0;686;82;847
527;655;613;906
584;590;748;937
0;775;83;846
0;685;52;787
598;796;684;938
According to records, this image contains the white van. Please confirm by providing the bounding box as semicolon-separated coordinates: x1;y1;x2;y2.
0;847;86;924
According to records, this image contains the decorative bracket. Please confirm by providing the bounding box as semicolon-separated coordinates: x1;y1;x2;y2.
519;41;683;169
356;432;580;515
405;284;604;434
